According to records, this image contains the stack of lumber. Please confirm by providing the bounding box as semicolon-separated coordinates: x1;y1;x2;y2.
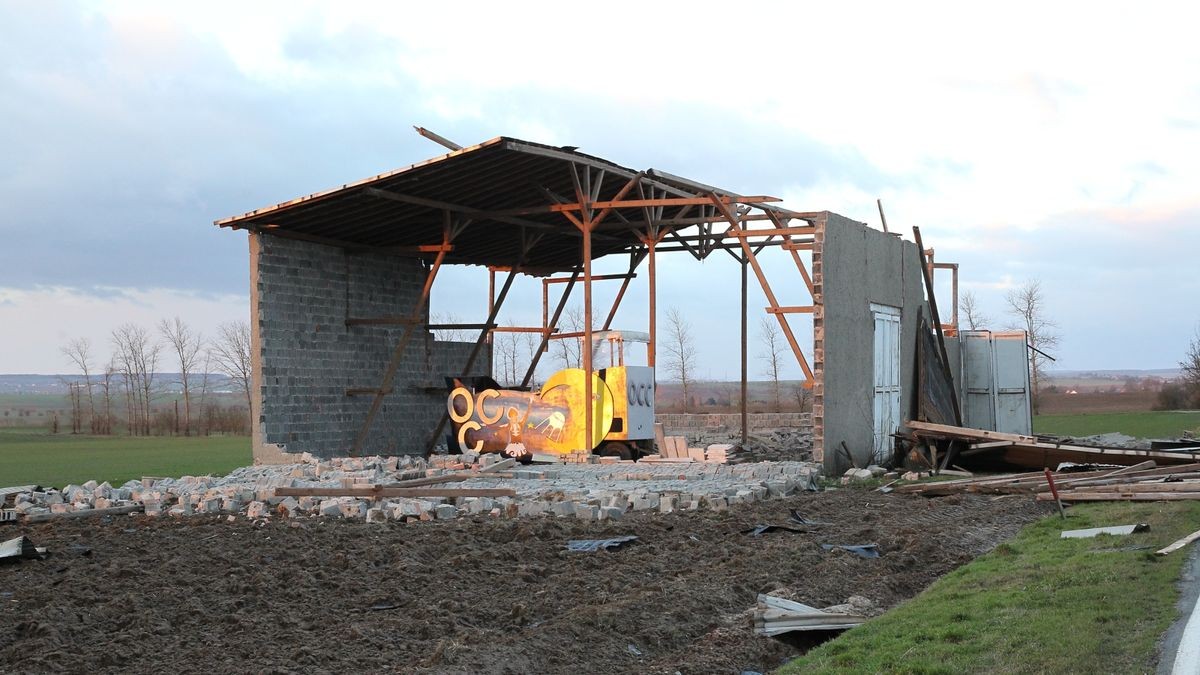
895;460;1200;502
753;594;866;636
907;420;1200;469
641;441;743;465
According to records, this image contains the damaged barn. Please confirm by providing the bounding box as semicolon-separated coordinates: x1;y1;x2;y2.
215;132;1038;475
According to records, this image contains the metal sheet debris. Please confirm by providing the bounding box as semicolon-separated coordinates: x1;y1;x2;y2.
566;535;638;552
1061;524;1149;539
820;543;880;558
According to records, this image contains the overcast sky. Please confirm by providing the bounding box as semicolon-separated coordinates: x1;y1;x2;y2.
1;1;1198;377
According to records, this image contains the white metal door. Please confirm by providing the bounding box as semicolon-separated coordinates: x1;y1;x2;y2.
871;304;902;464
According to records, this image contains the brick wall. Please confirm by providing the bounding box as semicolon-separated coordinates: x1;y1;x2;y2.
251;234;488;460
655;412;813;431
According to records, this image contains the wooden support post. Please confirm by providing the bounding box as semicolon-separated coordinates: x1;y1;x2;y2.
741;255;749;445
712;195;815;384
582;222;594;453
647;235;657;368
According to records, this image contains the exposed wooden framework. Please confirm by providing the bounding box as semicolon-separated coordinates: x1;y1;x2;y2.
218;135;828;456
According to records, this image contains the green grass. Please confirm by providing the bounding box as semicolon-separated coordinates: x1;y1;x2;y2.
781;501;1200;674
1034;410;1200;439
0;427;251;487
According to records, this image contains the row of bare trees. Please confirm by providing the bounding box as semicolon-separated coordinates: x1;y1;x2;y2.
59;319;252;436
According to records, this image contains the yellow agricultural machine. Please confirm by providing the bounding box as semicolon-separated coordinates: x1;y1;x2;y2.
446;330;655;461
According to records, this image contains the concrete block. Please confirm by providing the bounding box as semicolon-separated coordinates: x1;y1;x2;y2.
246;501;268;519
318;499;342;518
276;496;299;516
601;507;623;521
366;507;387;523
340;499;367;519
435;504;457;520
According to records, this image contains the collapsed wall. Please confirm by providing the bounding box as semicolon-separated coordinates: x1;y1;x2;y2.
249;234;487;462
813;213;930;474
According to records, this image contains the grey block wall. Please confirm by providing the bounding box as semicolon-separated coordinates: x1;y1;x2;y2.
251;234;487;460
813;213;929;474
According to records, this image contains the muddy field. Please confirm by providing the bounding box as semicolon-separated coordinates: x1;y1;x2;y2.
0;489;1049;674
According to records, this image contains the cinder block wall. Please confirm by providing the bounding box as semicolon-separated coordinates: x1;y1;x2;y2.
812;213;929;474
249;234;487;461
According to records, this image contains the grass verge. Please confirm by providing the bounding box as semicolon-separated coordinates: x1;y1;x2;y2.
780;500;1200;674
1034;410;1200;439
0;427;251;487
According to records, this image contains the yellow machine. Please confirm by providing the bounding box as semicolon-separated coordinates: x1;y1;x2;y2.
446;331;655;460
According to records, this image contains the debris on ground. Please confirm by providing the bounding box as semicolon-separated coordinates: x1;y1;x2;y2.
0;490;1048;672
0;536;44;562
753;594;867;636
1060;524;1150;539
0;454;821;524
894;460;1200;503
905;420;1200;470
820;543;880;558
566;535;638;552
1157;528;1200;556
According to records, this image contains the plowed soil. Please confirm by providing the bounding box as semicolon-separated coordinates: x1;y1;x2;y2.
0;489;1049;674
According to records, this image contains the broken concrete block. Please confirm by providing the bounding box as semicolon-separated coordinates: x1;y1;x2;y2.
339;499;367;519
866;465;886;477
435;504;457;520
317;499;342;518
276;496;299;517
601;507;623;521
246;501;268;519
366;507;388;523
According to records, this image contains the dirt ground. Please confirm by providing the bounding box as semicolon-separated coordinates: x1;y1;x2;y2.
0;489;1050;674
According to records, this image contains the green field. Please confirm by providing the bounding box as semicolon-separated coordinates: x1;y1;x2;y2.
783;500;1200;673
1034;410;1200;439
0;427;251;488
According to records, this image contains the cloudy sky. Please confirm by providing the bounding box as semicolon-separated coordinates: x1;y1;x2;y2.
1;1;1198;377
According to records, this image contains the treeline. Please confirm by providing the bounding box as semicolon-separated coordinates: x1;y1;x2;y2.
59;318;252;437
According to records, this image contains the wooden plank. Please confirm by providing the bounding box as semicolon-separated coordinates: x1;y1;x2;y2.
1039;492;1200;502
907;420;1036;445
23;504;144;523
1158;528;1200;556
480;458;516;473
383;474;469;488
274;487;516;498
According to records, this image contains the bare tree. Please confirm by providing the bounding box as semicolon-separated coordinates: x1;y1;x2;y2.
112;324;161;436
96;358;117;435
493;326;525;386
60;337;96;433
1180;325;1200;407
960;290;990;331
664;307;697;413
159;317;203;436
1005;279;1060;413
758;317;785;411
212;320;253;420
791;381;813;412
195;351;213;436
554;306;597;370
430;312;470;342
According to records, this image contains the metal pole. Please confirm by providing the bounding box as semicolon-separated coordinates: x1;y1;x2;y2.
647;236;657;368
582;223;594;453
741;256;748;446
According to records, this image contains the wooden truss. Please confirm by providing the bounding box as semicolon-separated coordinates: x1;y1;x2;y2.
344;164;823;456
